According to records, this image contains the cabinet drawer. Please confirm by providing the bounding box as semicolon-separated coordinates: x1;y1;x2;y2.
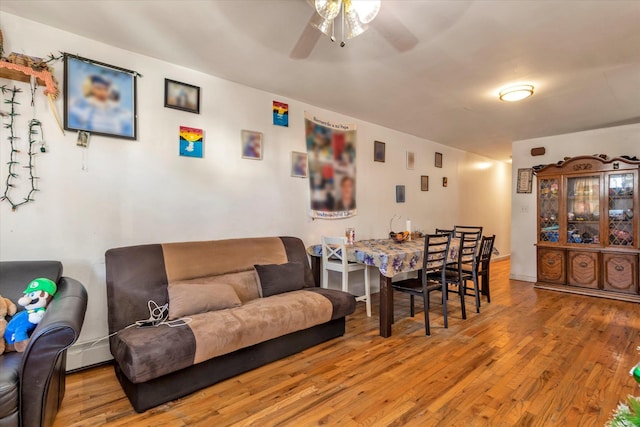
537;248;566;284
603;253;638;294
568;251;599;289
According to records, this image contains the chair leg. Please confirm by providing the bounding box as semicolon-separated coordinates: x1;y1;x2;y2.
472;274;480;314
485;266;491;303
441;286;448;329
459;281;467;320
321;268;328;289
342;270;348;293
364;266;371;317
410;295;415;317
423;291;430;335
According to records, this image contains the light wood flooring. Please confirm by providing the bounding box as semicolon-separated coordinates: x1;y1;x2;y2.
54;260;640;426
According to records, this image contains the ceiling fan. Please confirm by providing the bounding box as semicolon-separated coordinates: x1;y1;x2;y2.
290;0;418;59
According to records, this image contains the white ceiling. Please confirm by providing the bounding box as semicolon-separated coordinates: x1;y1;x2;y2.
2;0;639;161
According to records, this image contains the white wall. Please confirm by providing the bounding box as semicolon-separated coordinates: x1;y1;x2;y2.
0;12;511;368
510;123;640;282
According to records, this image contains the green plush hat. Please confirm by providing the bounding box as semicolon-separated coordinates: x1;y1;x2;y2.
24;278;57;296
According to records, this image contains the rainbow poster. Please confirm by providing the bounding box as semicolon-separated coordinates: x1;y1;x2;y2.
179;126;203;158
273;101;289;127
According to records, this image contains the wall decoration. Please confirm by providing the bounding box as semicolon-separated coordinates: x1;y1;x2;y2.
76;131;90;147
63;54;137;139
406;151;415;169
435;152;443;168
443;177;448;187
241;130;263;160
374;140;385;162
305;112;356;219
165;79;200;114
291;151;308;178
396;185;406;203
179;126;203;158
517;168;533;193
0;86;47;211
273;101;289;127
421;175;429;191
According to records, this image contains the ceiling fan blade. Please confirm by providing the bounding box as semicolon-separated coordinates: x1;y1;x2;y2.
371;6;418;52
290;13;322;59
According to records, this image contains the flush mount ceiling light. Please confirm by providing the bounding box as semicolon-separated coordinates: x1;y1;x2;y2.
312;0;381;47
499;84;534;102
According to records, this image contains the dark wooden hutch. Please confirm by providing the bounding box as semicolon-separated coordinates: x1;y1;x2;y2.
534;155;640;302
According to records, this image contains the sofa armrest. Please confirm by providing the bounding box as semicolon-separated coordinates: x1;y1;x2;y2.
19;276;88;427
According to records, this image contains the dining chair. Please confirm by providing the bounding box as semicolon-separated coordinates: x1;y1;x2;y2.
453;225;483;241
476;235;496;303
391;233;451;335
321;236;371;317
442;231;481;316
435;228;454;235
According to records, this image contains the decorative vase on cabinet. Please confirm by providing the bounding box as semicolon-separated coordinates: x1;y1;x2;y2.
534;155;640;302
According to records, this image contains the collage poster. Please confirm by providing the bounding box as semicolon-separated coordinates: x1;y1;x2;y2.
305;112;357;219
179;126;203;158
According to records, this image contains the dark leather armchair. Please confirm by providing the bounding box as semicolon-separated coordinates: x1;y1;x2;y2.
0;261;87;427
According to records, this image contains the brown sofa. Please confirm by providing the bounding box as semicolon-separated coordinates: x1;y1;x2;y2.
0;261;87;427
105;236;355;412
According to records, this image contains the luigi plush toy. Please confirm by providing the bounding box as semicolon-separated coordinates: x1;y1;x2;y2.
4;278;57;352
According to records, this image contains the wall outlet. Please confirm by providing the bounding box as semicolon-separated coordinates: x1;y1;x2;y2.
520;205;529;213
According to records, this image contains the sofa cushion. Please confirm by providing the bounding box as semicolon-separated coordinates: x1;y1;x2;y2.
168;283;241;320
112;289;341;384
0;352;21;419
254;262;305;297
171;270;260;304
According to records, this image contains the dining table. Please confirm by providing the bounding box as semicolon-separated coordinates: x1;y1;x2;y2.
307;237;460;338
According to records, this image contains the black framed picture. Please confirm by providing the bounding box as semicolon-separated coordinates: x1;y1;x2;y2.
164;79;200;114
63;53;137;139
374;140;386;162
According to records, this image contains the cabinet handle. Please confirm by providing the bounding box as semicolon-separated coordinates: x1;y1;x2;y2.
615;265;624;272
548;259;555;265
579;262;588;268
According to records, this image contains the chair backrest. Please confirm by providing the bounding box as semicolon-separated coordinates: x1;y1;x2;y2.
322;236;348;267
457;231;479;271
453;225;483;242
435;228;454;235
421;233;452;284
478;235;496;264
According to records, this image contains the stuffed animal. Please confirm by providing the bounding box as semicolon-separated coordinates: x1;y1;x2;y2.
0;294;17;355
4;278;57;353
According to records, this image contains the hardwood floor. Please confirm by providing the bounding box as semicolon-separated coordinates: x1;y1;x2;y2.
55;259;640;426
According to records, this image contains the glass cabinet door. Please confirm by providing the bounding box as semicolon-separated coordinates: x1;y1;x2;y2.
566;175;600;245
608;172;635;246
539;177;560;243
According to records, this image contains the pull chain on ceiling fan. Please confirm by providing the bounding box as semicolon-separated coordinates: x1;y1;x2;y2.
311;0;381;47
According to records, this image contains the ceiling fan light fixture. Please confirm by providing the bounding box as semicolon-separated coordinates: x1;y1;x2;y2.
315;0;342;20
350;0;381;24
499;84;535;102
344;7;368;39
310;14;334;37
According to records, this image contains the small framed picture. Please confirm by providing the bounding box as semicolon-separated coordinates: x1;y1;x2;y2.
291;151;308;178
517;168;533;193
374;140;385;162
435;152;443;168
63;54;137;139
164;79;200;114
406;151;415;170
76;131;90;147
421;175;429;191
241;130;263;160
396;185;406;203
443;177;448;187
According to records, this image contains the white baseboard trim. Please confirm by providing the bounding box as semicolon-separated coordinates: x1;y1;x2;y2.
510;274;536;282
66;340;113;371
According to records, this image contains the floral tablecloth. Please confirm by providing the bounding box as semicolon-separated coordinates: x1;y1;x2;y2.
308;238;460;278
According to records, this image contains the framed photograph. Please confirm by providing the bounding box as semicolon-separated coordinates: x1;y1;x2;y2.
406;151;415;170
421;175;429;191
291;151;308;178
443;177;448;187
241;130;263;160
63;53;137;139
517;168;534;193
435;152;443;168
179;126;203;158
374;140;385;162
396;185;406;203
165;79;200;114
